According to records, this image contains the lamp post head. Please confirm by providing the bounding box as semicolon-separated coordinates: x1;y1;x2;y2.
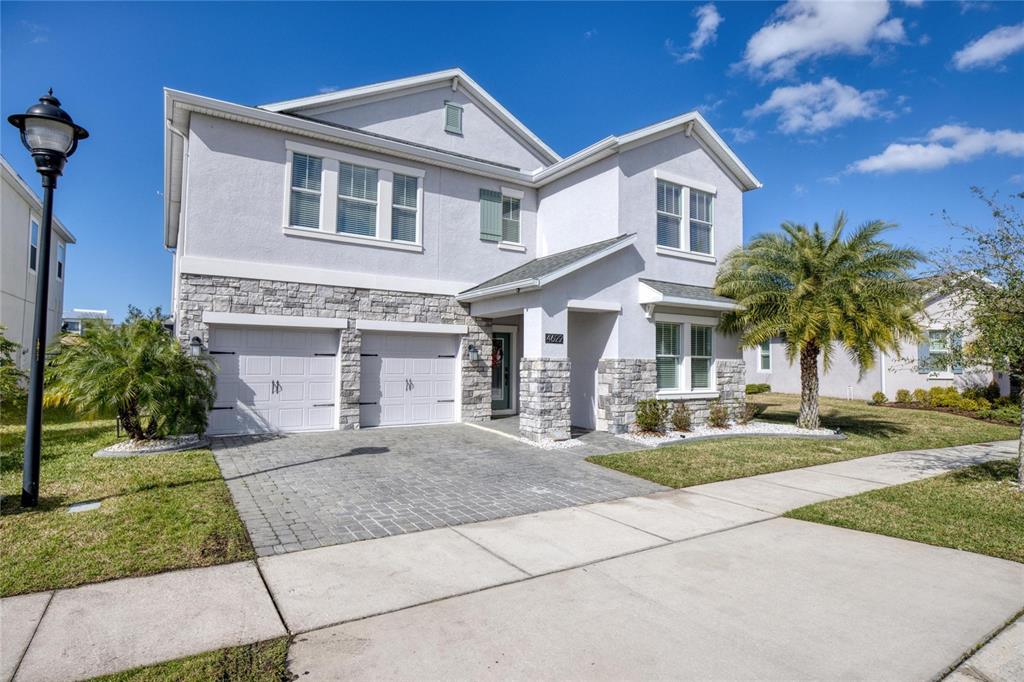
8;90;89;178
189;336;204;357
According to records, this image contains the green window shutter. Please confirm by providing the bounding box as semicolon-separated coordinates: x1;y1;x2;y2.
445;102;463;134
480;189;502;242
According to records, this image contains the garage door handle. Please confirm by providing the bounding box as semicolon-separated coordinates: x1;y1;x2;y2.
314;403;335;407
209;351;235;355
314;353;336;357
437;399;454;403
210;406;234;411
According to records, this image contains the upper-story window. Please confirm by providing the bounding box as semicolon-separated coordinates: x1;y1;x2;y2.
444;101;463;135
28;218;40;272
56;242;66;280
689;189;713;254
391;174;418;242
480;188;525;248
655;173;716;260
502;196;521;243
338;162;379;237
289;153;322;229
758;340;771;371
656;180;682;249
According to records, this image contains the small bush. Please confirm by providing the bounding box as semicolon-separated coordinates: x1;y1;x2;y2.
993;396;1015;408
928;386;961;408
707;400;729;428
895;389;911;404
974;397;991;411
745;383;770;395
635;399;670;433
956;397;981;411
912;388;928;403
670;403;692;432
737;402;766;424
965;381;1001;402
977;405;1021;423
870;391;887;405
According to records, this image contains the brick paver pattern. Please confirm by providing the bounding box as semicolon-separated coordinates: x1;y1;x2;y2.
213;423;663;556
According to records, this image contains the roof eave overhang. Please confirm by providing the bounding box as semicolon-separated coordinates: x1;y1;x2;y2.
638;281;740;312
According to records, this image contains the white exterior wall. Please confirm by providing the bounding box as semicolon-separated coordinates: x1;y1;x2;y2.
1;166;69;371
311;85;550;171
536;155;620;256
181;114;537;289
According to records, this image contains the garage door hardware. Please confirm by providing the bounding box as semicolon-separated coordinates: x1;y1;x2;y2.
405;379;416;390
437;399;455;403
313;353;335;357
210;406;234;411
313;403;335;407
360;353;378;357
359;401;378;406
209;350;235;355
270;380;283;394
437;354;455;358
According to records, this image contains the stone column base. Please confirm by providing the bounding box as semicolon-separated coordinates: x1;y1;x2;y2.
519;357;571;441
597;359;657;434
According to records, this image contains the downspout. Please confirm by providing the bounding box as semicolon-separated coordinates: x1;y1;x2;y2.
166;121;189;337
879;350;887;397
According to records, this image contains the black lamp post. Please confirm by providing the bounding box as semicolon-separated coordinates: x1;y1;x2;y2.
8;90;88;508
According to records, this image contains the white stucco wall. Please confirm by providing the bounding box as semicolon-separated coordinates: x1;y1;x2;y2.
182;114;538;287
1;169;67;371
536;155;620;256
309;86;550;171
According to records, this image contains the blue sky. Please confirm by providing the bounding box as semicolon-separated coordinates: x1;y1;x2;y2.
3;1;1022;321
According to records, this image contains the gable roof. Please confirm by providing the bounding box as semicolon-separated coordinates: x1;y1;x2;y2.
639;278;739;310
1;156;76;243
457;233;637;302
259;69;561;166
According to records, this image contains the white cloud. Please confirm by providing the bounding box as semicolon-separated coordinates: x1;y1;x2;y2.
668;3;723;63
793;183;808;196
584;28;598;40
741;1;906;80
725;127;757;144
318;85;339;94
1009;173;1024;185
959;1;993;14
747;77;890;134
20;20;49;44
952;23;1024;71
849;125;1024;173
697;95;725;115
902;0;924;6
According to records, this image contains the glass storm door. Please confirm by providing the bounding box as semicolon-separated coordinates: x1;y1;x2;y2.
491;332;511;411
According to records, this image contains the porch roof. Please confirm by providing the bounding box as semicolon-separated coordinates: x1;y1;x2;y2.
638;278;740;311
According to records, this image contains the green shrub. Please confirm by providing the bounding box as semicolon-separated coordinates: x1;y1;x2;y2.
994;396;1016;408
635;399;670;433
0;326;26;408
670;403;691;432
912;388;928;403
737;402;766;424
956;397;980;411
707;400;729;428
974;397;991;411
895;389;912;404
745;383;770;395
870;391;887;405
928;386;960;408
977;405;1022;423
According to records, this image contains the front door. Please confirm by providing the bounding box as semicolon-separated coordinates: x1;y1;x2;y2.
491;332;512;412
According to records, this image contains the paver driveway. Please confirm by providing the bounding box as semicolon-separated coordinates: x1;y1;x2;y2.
213;423;663;556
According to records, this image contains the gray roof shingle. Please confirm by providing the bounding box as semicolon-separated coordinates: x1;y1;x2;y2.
460;233;635;296
639;278;736;304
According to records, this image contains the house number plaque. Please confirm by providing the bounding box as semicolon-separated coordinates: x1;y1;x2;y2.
545;333;564;344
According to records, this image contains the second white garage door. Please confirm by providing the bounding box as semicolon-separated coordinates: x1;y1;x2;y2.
359;332;459;427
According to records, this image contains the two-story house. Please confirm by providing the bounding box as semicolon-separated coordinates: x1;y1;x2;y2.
2;155;75;372
164;69;761;439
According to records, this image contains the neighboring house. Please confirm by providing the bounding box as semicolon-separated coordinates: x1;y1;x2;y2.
1;156;75;372
61;309;112;334
744;286;1011;401
164;69;761;438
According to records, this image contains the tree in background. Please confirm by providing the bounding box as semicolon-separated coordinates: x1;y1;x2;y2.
43;308;216;440
935;189;1024;490
0;326;27;407
716;215;923;429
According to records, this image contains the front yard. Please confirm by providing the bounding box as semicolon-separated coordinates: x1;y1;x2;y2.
588;393;1019;488
0;410;253;596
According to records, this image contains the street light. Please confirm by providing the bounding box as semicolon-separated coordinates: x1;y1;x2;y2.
8;90;88;508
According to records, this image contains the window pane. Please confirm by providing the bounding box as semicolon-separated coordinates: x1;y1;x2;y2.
291;154;322;191
391;207;417;242
657;180;681;216
690;189;712;222
656;323;679;356
691;325;712;357
691;358;711;389
338;199;376;236
393;174;418;208
502;196;520;242
339;163;378;201
289;190;320;228
657;215;680;248
657;357;678;389
690;221;711;254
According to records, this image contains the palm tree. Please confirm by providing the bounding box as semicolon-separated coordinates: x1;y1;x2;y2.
716;214;923;429
44;313;216;440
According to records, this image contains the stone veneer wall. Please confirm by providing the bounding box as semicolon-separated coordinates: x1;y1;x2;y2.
176;273;492;428
597;358;746;432
519;358;571;441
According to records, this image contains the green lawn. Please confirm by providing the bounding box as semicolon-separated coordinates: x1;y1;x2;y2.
91;638;290;682
588;393;1019;489
0;409;253;596
786;460;1024;563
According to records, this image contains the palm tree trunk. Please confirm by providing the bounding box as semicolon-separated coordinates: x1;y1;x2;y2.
798;342;821;430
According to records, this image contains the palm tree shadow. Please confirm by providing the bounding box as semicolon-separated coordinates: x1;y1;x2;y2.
754;402;910;438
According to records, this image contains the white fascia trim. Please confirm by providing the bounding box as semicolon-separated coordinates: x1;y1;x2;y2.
567;299;622;313
654;312;719;326
653;169;716;195
456;234;637;303
283;227;424;253
1;157;76;243
500;186;525;199
259;68;561;164
497;241;527;253
203;311;349;329
178;255;473;296
655;246;716;264
286;140;426;178
356;319;469;335
659;297;738;312
655;390;720;400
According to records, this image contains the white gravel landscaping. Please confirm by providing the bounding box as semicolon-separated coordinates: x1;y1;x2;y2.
618;420;841;447
95;434;208;457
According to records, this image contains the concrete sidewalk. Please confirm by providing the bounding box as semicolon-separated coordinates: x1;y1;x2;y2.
1;440;1019;681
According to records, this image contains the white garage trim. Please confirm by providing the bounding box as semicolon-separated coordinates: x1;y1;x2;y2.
202;311;349;329
355;319;469;335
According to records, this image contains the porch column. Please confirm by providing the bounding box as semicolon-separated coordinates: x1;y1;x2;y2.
519;305;571;441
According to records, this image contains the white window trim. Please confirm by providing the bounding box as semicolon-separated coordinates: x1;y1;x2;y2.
656;179;683;251
758;340;771;372
498;241;526;253
282;140;425;248
653;170;715;260
654;315;719;395
28;214;40;274
925;327;953;377
56;241;65;281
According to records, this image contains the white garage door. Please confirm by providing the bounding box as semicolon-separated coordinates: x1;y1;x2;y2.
207;326;338;436
360;333;459;427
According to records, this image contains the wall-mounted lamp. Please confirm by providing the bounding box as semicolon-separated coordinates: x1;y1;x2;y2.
467;344;480;362
189;336;204;357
